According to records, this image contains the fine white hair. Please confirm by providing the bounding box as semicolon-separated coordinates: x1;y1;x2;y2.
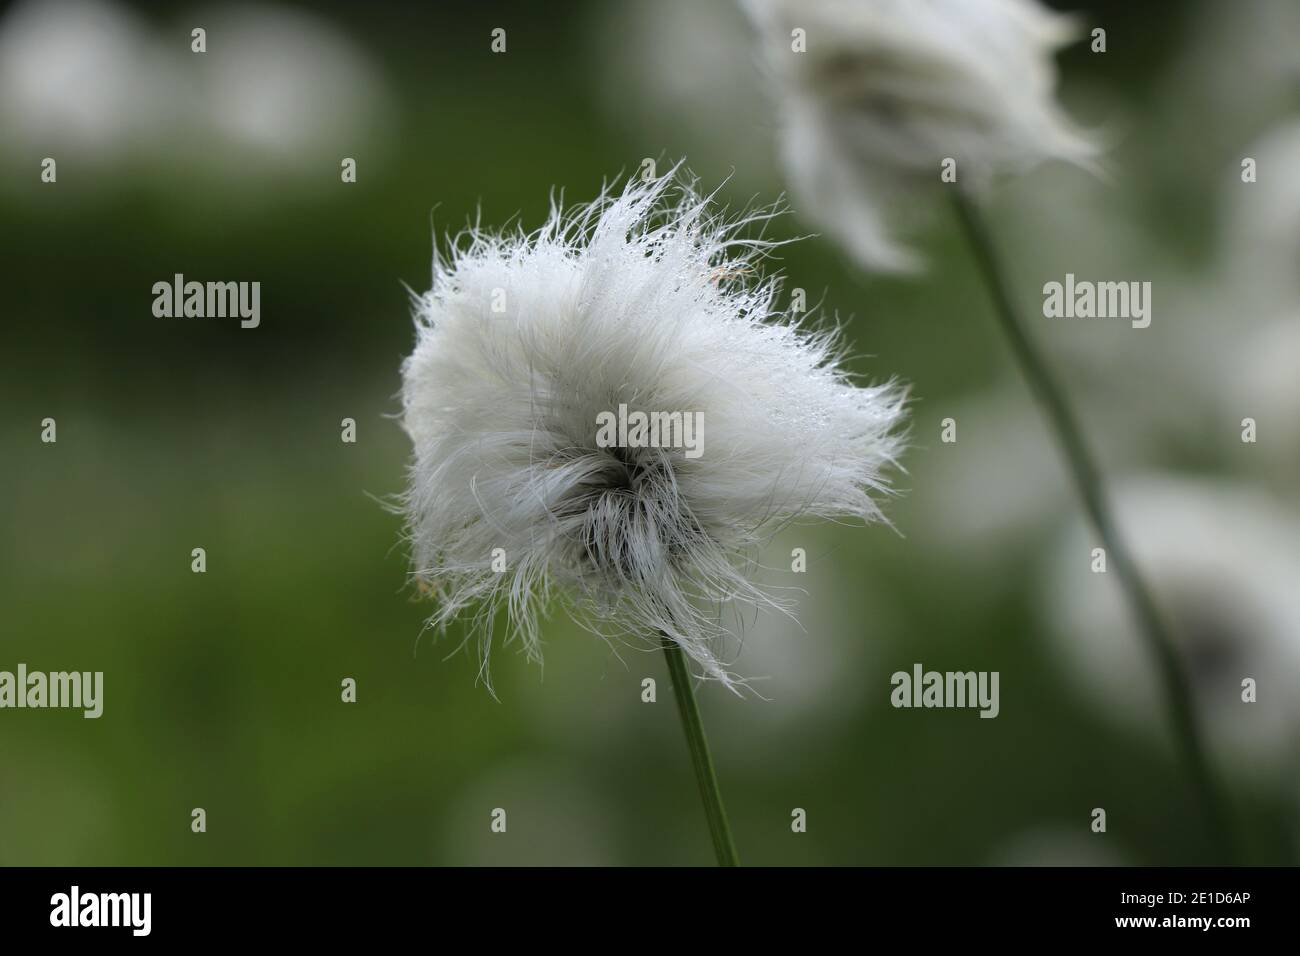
743;0;1099;271
399;170;907;692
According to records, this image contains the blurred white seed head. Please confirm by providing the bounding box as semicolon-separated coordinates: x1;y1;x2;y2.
1221;120;1300;313
742;0;1098;271
0;0;391;184
1042;475;1300;776
399;170;907;692
1222;319;1300;490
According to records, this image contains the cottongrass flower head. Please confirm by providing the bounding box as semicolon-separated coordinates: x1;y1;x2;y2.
399;170;907;692
742;0;1099;271
1043;475;1300;776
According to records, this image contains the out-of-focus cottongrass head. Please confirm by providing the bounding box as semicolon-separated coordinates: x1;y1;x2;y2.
0;0;163;162
710;525;895;741
1155;0;1300;190
1213;121;1300;493
0;0;391;191
398;170;908;692
913;385;1072;559
1042;475;1300;778
186;2;391;166
1220;120;1300;315
1221;320;1300;489
918;115;1300;554
740;0;1098;271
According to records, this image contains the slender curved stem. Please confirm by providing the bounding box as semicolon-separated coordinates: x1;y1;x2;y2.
951;192;1238;863
660;634;739;866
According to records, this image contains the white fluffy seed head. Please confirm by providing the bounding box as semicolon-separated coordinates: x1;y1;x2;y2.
743;0;1100;271
399;170;907;692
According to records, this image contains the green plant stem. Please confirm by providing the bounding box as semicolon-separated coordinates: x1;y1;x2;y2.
660;634;739;866
951;192;1238;864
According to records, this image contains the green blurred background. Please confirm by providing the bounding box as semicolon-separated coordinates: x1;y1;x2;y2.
2;0;1298;865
